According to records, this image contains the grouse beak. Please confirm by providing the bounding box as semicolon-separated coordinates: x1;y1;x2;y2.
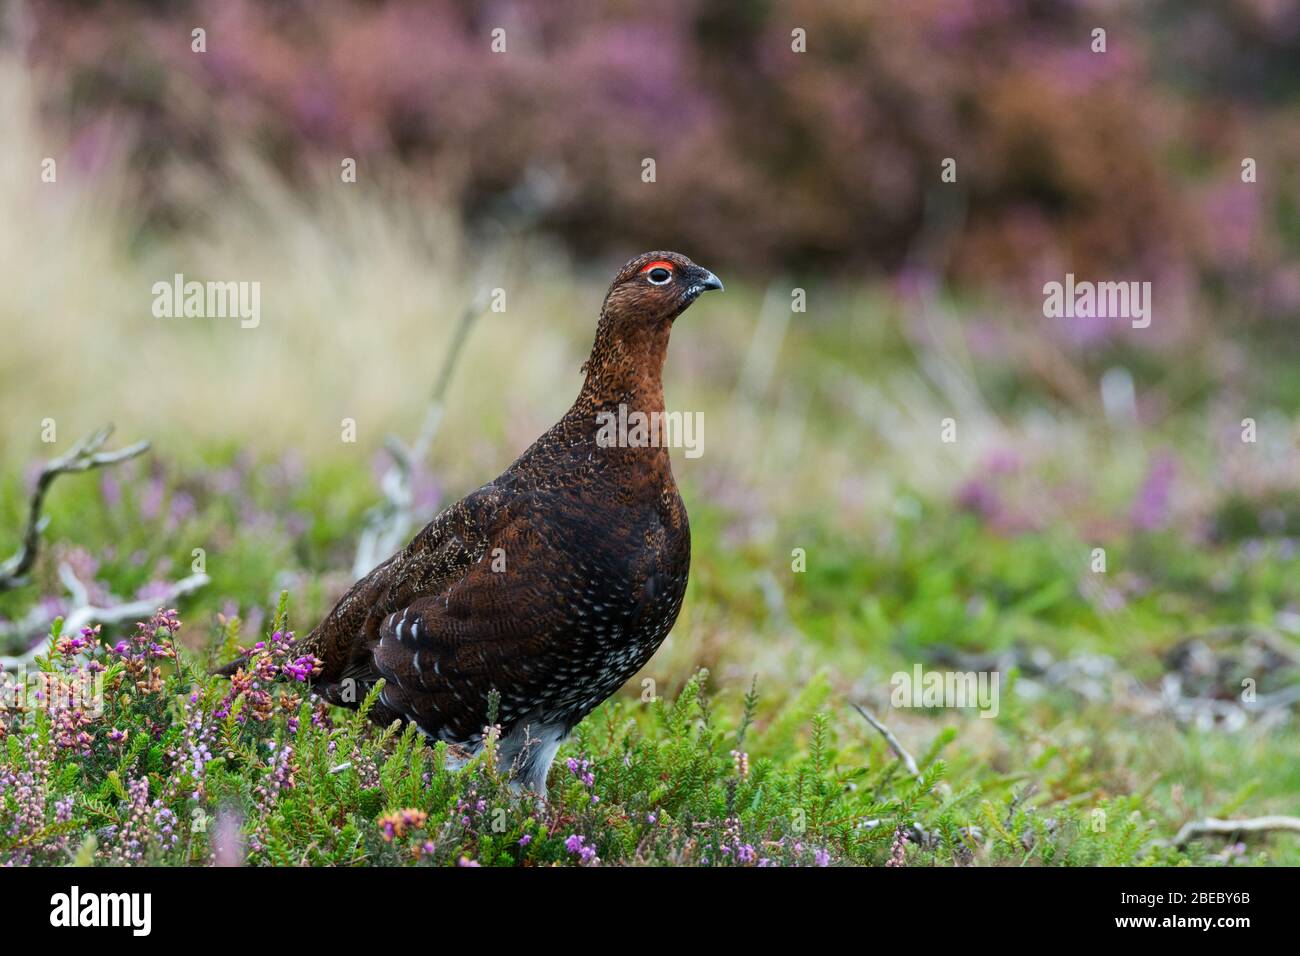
691;269;724;296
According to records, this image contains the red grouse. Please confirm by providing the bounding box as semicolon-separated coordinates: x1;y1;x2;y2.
271;251;719;792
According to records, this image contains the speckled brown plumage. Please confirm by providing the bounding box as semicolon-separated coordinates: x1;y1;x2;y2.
296;251;720;791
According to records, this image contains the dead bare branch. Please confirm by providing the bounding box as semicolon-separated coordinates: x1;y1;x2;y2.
0;424;150;592
852;702;921;779
352;291;488;578
1162;815;1300;849
0;571;209;670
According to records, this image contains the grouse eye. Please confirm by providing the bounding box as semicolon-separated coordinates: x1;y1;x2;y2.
647;267;672;285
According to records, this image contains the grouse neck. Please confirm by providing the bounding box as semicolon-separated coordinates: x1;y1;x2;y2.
571;314;671;423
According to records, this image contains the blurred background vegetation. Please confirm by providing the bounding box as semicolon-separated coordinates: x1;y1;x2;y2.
1;0;1299;862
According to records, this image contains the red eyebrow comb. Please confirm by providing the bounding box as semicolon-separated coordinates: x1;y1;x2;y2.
638;260;675;273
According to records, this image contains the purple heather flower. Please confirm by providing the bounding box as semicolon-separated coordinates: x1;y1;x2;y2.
566;755;595;787
564;834;598;865
54;795;75;824
378;808;428;842
282;654;321;682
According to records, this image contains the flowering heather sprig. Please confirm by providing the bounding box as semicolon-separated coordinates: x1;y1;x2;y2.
565;755;595;787
247;741;297;855
109;776;154;865
282;655;319;682
52;706;94;755
567;753;600;804
216;630;321;725
378;808;429;842
56;624;101;658
0;735;52;861
731;749;750;779
21;621;109;741
709;815;779;867
349;747;381;789
250;631;320;680
309;698;333;730
453;787;489;827
564;833;599;865
255;742;296;810
216;666;268;722
111;609;180;695
54;794;75;823
154;803;180;852
886;826;908;868
166;690;216;801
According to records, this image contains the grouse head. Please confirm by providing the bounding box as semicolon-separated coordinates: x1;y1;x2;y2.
602;251;724;326
579;250;722;396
